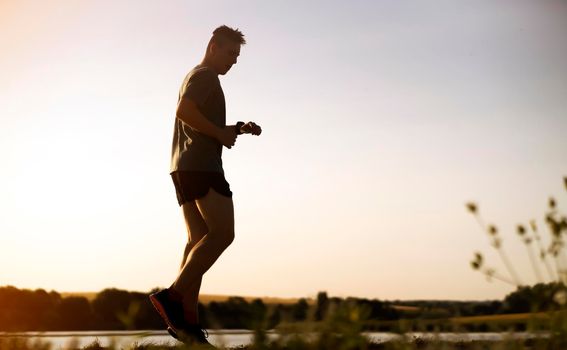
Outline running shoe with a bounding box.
[171,324,215,348]
[149,288,185,332]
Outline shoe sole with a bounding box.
[149,294,179,333]
[167,327,179,340]
[167,327,200,345]
[169,327,213,347]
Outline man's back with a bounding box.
[170,65,226,174]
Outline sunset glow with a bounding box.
[1,0,566,301]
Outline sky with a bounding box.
[1,0,566,302]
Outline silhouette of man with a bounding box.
[150,25,261,346]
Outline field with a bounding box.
[450,312,551,324]
[59,292,309,305]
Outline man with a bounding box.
[149,25,261,346]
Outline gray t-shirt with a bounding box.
[170,65,226,174]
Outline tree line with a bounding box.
[0,283,564,331]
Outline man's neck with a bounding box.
[199,59,219,75]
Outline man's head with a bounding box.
[204,25,246,75]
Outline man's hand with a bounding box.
[240,122,262,136]
[217,127,238,149]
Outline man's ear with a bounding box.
[209,41,219,56]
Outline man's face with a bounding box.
[211,41,241,75]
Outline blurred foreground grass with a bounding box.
[0,332,559,350]
[1,300,566,350]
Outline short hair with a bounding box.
[210,25,246,46]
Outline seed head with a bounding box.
[553,290,567,306]
[546,214,554,225]
[471,252,483,270]
[475,252,483,263]
[549,241,562,256]
[516,225,526,236]
[547,215,562,237]
[549,197,556,210]
[466,202,477,214]
[488,225,498,235]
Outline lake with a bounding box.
[0,330,550,349]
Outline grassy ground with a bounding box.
[2,303,566,349]
[0,334,560,350]
[272,311,561,334]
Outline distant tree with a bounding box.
[249,298,267,328]
[315,291,329,321]
[471,301,502,315]
[266,303,283,329]
[291,298,309,321]
[56,296,94,330]
[207,297,251,329]
[91,288,133,330]
[128,291,163,329]
[356,298,399,320]
[0,286,60,331]
[501,282,567,313]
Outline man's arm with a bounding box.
[176,97,237,148]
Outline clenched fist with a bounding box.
[240,122,262,136]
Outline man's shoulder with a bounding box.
[187,65,218,82]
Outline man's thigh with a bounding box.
[194,188,234,234]
[181,201,208,242]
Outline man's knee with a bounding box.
[222,228,235,247]
[185,240,197,252]
[186,230,208,250]
[211,227,234,248]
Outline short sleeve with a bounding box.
[180,70,217,108]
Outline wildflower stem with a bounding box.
[473,215,488,232]
[556,249,567,285]
[472,213,522,285]
[543,222,567,285]
[531,222,556,281]
[496,248,523,286]
[525,240,544,283]
[553,255,567,285]
[480,268,517,286]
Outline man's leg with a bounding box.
[178,201,208,324]
[171,189,234,306]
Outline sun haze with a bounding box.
[1,0,566,301]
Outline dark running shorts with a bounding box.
[171,171,233,206]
